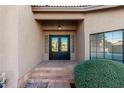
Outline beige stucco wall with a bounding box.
[0,5,43,88]
[0,14,2,73]
[0,6,18,87]
[77,20,85,61]
[0,8,3,73]
[84,7,124,60]
[18,6,43,79]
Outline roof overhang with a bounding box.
[32,5,123,12]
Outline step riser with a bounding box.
[28,80,69,83]
[35,68,65,71]
[30,76,74,79]
[31,75,73,78]
[33,70,73,74]
[28,79,74,83]
[32,72,73,76]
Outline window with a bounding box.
[90,30,123,62]
[71,35,75,53]
[45,35,49,53]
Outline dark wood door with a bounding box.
[49,35,70,60]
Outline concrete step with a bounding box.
[31,74,73,79]
[26,79,71,88]
[34,67,66,71]
[31,72,73,77]
[32,70,73,74]
[25,62,76,88]
[28,78,74,83]
[48,82,71,88]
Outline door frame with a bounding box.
[49,35,70,60]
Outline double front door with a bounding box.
[49,35,70,60]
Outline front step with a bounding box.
[25,81,71,88]
[31,72,73,78]
[27,78,73,88]
[35,67,65,71]
[28,78,69,83]
[28,77,74,83]
[33,69,73,74]
[25,62,75,88]
[48,81,71,88]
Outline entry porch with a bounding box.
[24,61,77,88]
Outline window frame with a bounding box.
[90,29,124,63]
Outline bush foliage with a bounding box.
[74,59,124,88]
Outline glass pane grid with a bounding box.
[90,30,123,63]
[91,47,96,52]
[90,40,97,47]
[90,35,97,40]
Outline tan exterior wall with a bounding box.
[0,16,2,73]
[77,20,85,61]
[18,6,43,79]
[0,6,18,87]
[84,7,124,60]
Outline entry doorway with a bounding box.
[49,35,70,60]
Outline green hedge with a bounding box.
[74,59,124,88]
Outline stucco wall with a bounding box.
[0,11,2,73]
[84,7,124,60]
[0,6,18,87]
[76,20,85,61]
[18,6,43,78]
[0,7,3,73]
[0,5,43,87]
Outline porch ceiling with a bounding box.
[38,20,78,31]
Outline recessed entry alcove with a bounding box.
[37,20,84,61]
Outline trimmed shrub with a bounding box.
[74,59,124,88]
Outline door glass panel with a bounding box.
[45,35,48,53]
[51,37,59,52]
[61,37,68,52]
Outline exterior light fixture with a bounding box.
[58,24,62,30]
[57,21,62,30]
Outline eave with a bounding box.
[32,5,123,12]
